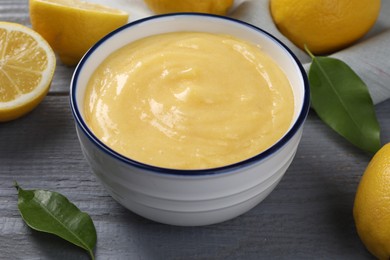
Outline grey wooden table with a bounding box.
[1,1,389,259]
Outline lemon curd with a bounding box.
[84,32,294,169]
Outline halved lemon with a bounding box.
[0,22,56,122]
[29,0,129,66]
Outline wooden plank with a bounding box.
[1,0,389,258]
[1,96,388,259]
[0,0,29,25]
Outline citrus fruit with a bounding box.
[144,0,234,15]
[354,143,390,259]
[29,0,129,66]
[270,0,381,54]
[0,22,56,122]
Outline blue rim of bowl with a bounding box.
[70,13,310,176]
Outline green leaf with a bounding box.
[306,47,381,154]
[15,182,96,260]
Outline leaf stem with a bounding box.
[14,181,20,191]
[304,44,315,59]
[89,249,95,260]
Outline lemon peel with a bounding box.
[354,143,390,259]
[144,0,234,15]
[270,0,381,54]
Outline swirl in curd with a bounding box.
[84,32,294,169]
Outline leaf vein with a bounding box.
[314,58,364,134]
[31,192,91,252]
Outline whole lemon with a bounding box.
[270,0,381,54]
[144,0,234,15]
[354,143,390,259]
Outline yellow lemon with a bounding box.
[0,22,56,122]
[144,0,234,15]
[270,0,381,54]
[29,0,129,66]
[354,143,390,259]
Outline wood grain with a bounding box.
[1,0,388,259]
[2,96,388,259]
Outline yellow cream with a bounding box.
[84,32,294,169]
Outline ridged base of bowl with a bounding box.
[78,126,301,226]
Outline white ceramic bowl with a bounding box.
[70,13,310,226]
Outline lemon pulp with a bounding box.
[0,22,56,122]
